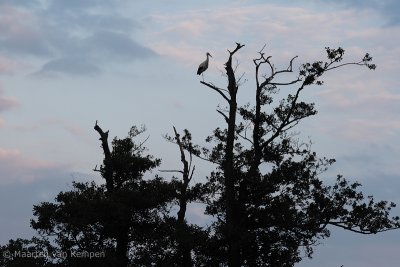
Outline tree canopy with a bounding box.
[1,43,398,267]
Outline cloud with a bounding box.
[144,4,376,67]
[380,1,400,26]
[47,0,116,10]
[44,1,139,34]
[64,124,85,137]
[84,30,156,61]
[0,85,19,112]
[145,2,400,148]
[0,167,83,244]
[0,2,155,76]
[0,55,28,75]
[40,57,100,76]
[13,118,94,148]
[0,84,19,128]
[318,0,400,26]
[337,119,400,140]
[0,96,18,112]
[36,30,156,76]
[0,0,40,7]
[0,4,51,56]
[72,14,138,33]
[0,147,70,185]
[312,68,400,142]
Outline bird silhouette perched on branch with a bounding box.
[197,52,212,81]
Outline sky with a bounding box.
[0,0,399,266]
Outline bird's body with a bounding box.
[197,52,212,80]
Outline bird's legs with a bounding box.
[202,73,204,82]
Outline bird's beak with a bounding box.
[209,54,213,58]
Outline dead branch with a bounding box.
[94,121,114,192]
[228,42,245,56]
[200,81,230,103]
[217,109,229,123]
[159,169,184,174]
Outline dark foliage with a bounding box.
[198,43,399,266]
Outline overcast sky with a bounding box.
[0,1,399,266]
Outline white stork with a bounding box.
[197,52,212,81]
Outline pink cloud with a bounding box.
[315,118,400,142]
[0,95,18,112]
[0,118,5,128]
[173,19,206,38]
[0,4,50,57]
[63,123,92,144]
[0,83,19,112]
[0,147,69,185]
[340,119,400,140]
[0,55,27,75]
[172,100,184,109]
[64,124,84,136]
[14,118,93,145]
[0,4,42,40]
[145,4,380,73]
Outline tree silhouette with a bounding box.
[161,127,210,267]
[6,124,176,266]
[195,43,397,266]
[0,43,399,267]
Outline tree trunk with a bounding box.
[174,127,193,267]
[115,229,129,267]
[224,44,244,267]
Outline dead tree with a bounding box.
[161,126,196,267]
[201,42,245,267]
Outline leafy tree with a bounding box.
[1,124,177,267]
[193,43,399,266]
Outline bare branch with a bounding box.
[195,154,220,165]
[164,132,219,165]
[282,119,301,132]
[233,58,240,73]
[94,121,114,192]
[237,72,246,85]
[134,135,150,152]
[253,45,266,66]
[228,42,245,56]
[329,221,400,234]
[173,126,186,164]
[93,165,100,172]
[159,169,184,174]
[188,150,193,175]
[237,132,254,145]
[265,56,274,75]
[217,109,229,123]
[269,79,301,86]
[262,83,306,149]
[225,43,245,95]
[258,55,299,89]
[189,165,195,182]
[200,81,230,103]
[326,61,370,71]
[259,44,266,54]
[287,55,298,71]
